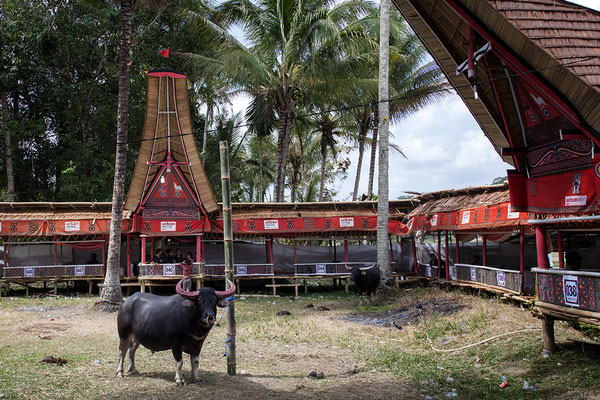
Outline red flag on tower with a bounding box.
[158,48,170,58]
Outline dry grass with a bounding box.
[0,285,599,399]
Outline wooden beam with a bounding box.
[500,147,527,157]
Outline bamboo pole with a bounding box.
[220,140,236,376]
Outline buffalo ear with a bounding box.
[181,299,195,308]
[217,299,228,308]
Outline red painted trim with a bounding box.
[172,165,202,208]
[141,236,146,264]
[535,225,549,269]
[141,165,167,206]
[443,0,600,146]
[171,76,206,216]
[485,56,517,162]
[148,71,186,78]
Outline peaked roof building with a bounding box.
[124,70,218,217]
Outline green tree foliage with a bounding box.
[0,0,219,202]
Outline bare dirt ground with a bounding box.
[1,285,600,400]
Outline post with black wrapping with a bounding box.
[220,140,236,375]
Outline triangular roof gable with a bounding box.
[125,70,219,215]
[393,0,600,174]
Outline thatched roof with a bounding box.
[124,70,218,214]
[230,200,415,220]
[407,183,510,217]
[0,202,130,220]
[393,0,600,172]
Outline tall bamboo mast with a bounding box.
[220,140,236,376]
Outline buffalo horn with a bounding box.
[359,264,377,271]
[343,264,354,270]
[176,279,202,300]
[214,280,236,300]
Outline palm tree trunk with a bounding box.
[290,167,298,203]
[377,0,391,282]
[202,100,213,165]
[352,114,369,201]
[318,139,327,201]
[258,135,263,202]
[1,88,15,201]
[275,101,294,202]
[97,0,132,311]
[367,103,379,198]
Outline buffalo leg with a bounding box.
[190,353,202,384]
[127,338,140,375]
[359,294,364,307]
[172,348,185,386]
[116,336,132,377]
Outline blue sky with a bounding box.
[226,0,600,200]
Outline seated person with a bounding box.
[181,257,193,291]
[565,250,582,271]
[152,249,164,264]
[175,248,184,263]
[165,248,175,263]
[86,253,98,264]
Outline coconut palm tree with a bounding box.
[97,0,136,311]
[202,0,377,202]
[309,111,344,201]
[356,10,447,199]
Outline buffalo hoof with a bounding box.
[175,381,185,387]
[116,370,124,378]
[127,369,139,376]
[191,378,204,385]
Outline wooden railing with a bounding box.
[203,263,274,277]
[3,264,104,279]
[533,268,600,313]
[138,262,204,277]
[453,263,533,294]
[416,263,439,278]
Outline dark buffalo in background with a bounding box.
[347,264,380,306]
[116,279,235,385]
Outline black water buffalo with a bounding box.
[116,279,235,385]
[347,264,380,306]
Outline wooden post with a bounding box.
[445,231,450,280]
[411,236,418,274]
[437,231,441,278]
[220,140,236,376]
[54,243,58,266]
[520,230,525,293]
[126,233,131,277]
[536,225,549,269]
[557,231,564,269]
[482,234,488,266]
[141,237,146,264]
[542,316,556,354]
